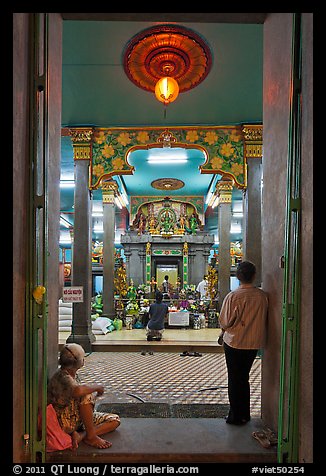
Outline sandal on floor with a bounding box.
[265,428,278,446]
[252,431,271,449]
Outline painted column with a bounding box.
[67,128,95,352]
[146,242,151,285]
[102,180,118,319]
[242,125,263,286]
[216,176,233,305]
[183,241,188,286]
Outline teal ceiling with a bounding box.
[60,16,263,246]
[125,148,213,196]
[62,21,263,127]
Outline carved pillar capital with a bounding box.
[69,127,94,161]
[215,176,234,204]
[102,180,119,204]
[242,124,263,159]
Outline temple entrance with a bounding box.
[156,262,179,290]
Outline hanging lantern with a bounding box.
[154,77,179,105]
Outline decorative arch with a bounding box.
[90,125,250,190]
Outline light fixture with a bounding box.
[59,230,72,245]
[123,24,212,107]
[147,148,188,164]
[148,158,187,164]
[60,216,72,228]
[230,222,242,234]
[211,195,220,208]
[60,180,75,188]
[154,76,179,105]
[154,64,180,106]
[114,196,123,209]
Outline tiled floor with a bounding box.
[77,351,262,417]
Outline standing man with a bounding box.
[161,275,170,295]
[196,275,208,300]
[219,261,268,425]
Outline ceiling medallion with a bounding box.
[151,178,185,191]
[123,24,213,94]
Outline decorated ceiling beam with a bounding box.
[62,124,263,190]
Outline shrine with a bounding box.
[121,196,214,289]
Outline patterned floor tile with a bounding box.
[77,351,261,417]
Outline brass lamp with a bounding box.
[123,24,212,106]
[154,65,180,105]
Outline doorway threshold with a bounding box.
[46,417,277,464]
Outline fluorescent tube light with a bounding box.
[60,180,75,188]
[148,158,187,164]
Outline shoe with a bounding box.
[147,336,153,341]
[180,351,189,356]
[252,431,271,449]
[265,428,278,446]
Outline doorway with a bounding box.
[15,14,311,464]
[156,263,179,290]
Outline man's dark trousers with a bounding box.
[224,342,258,423]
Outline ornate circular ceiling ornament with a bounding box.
[151,178,185,191]
[123,24,213,93]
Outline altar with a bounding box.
[120,196,214,288]
[121,231,213,288]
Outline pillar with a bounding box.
[69,227,74,282]
[242,124,263,286]
[216,176,233,305]
[67,128,95,352]
[102,180,118,319]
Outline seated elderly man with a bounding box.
[48,343,120,449]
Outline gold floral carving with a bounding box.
[69,128,94,161]
[242,125,263,159]
[242,125,262,142]
[69,128,94,142]
[215,177,234,204]
[102,180,118,204]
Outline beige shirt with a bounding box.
[219,284,268,349]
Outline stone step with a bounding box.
[46,417,277,464]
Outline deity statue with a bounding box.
[189,213,198,235]
[137,213,146,235]
[127,279,137,300]
[162,210,173,233]
[148,214,156,233]
[178,213,186,231]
